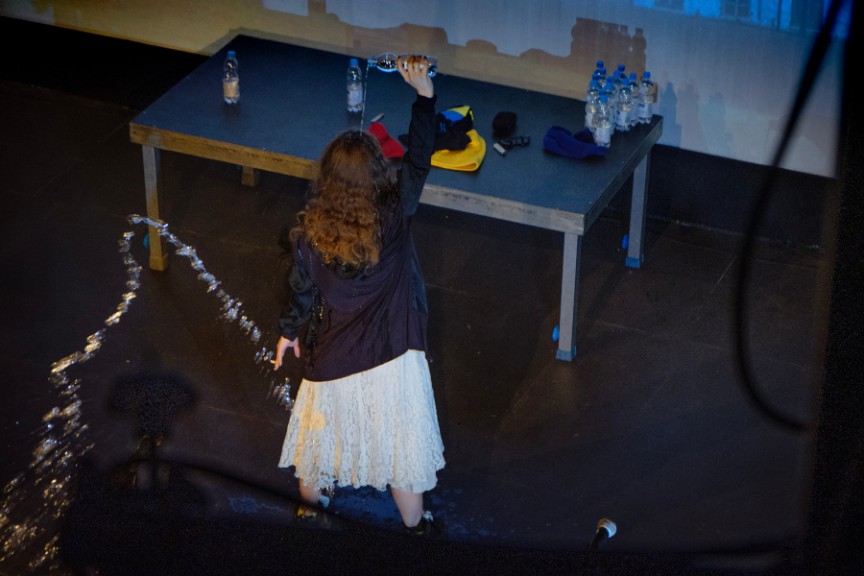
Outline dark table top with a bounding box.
[131,35,662,234]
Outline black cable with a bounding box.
[733,0,849,433]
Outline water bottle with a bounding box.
[627,73,640,128]
[614,78,632,132]
[368,52,438,77]
[222,50,239,105]
[592,60,605,82]
[597,66,608,89]
[616,64,627,82]
[584,79,600,133]
[606,72,620,122]
[347,58,363,113]
[638,71,655,124]
[612,70,625,93]
[599,80,616,132]
[592,94,612,148]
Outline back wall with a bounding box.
[0,1,845,247]
[1,0,848,178]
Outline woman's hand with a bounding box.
[397,55,434,99]
[273,335,300,370]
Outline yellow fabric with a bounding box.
[431,129,486,172]
[443,105,473,124]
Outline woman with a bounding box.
[273,56,444,536]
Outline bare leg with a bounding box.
[298,478,321,505]
[391,486,423,527]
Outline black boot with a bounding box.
[403,511,442,537]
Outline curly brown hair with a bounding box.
[291,130,397,270]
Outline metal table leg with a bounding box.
[556,231,583,361]
[142,145,168,271]
[626,153,650,269]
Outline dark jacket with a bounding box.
[279,94,437,381]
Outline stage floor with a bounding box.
[0,17,832,576]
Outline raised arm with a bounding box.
[396,55,434,99]
[397,55,437,217]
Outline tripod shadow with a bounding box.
[107,370,198,494]
[59,371,212,575]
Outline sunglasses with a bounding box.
[497,136,531,149]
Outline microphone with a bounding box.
[587,517,617,551]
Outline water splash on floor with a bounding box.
[0,215,292,573]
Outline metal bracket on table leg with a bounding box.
[241,165,259,187]
[556,232,583,361]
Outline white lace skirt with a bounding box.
[278,350,445,493]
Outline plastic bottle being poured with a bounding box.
[369,52,438,77]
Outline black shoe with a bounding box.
[403,511,442,538]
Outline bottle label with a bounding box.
[347,86,363,107]
[594,123,612,147]
[223,79,239,99]
[639,102,652,120]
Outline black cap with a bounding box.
[492,111,517,139]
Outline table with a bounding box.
[129,35,663,361]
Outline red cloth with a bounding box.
[368,121,405,158]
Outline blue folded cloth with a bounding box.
[543,126,608,159]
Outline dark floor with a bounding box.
[0,17,859,576]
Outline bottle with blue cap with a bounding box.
[606,72,620,124]
[599,80,616,133]
[614,77,632,132]
[592,94,612,148]
[638,71,655,124]
[584,79,600,133]
[347,57,363,113]
[222,50,239,105]
[592,60,606,87]
[627,73,640,128]
[597,66,608,89]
